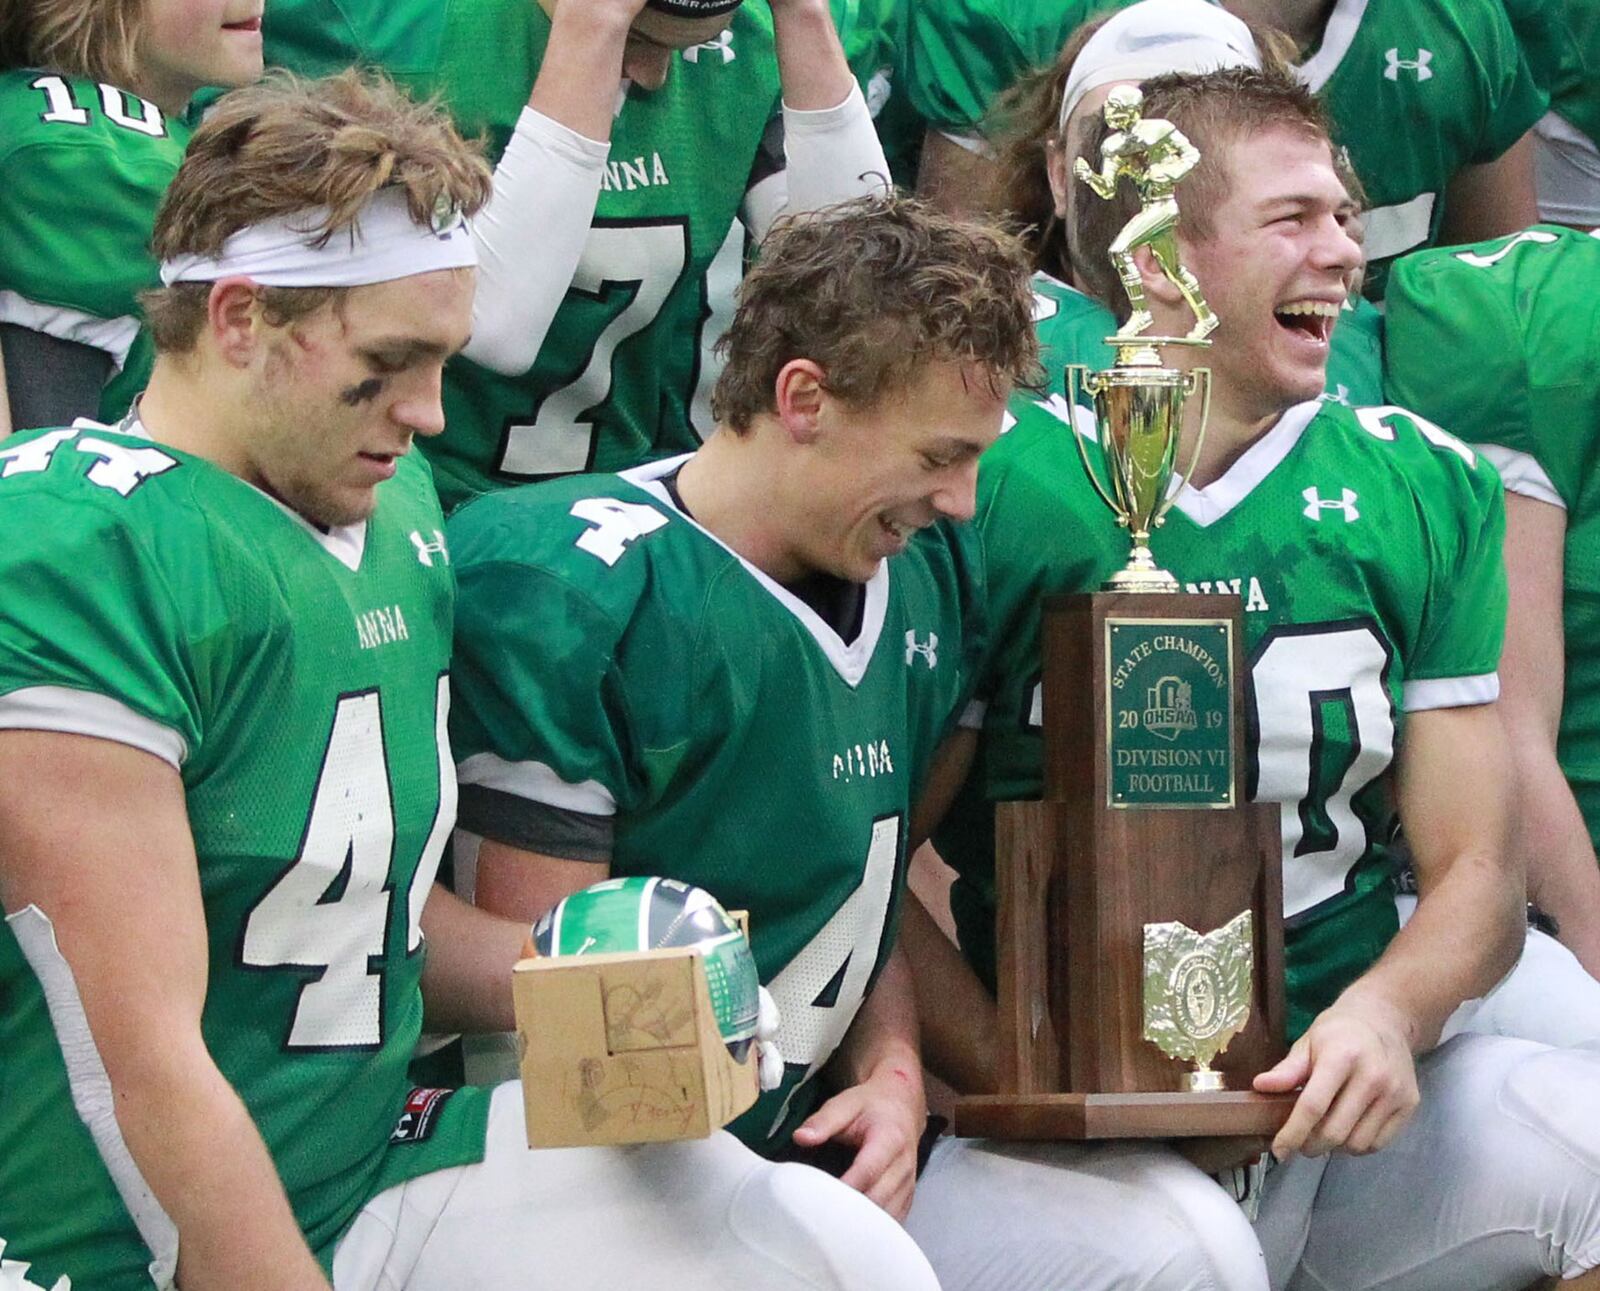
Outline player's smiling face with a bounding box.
[137,0,264,111]
[796,360,1008,583]
[1176,127,1362,423]
[248,268,475,528]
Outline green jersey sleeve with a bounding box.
[0,429,209,761]
[900,0,1114,135]
[0,73,188,420]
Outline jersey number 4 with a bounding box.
[239,680,456,1051]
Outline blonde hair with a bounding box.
[0,0,143,87]
[142,70,493,352]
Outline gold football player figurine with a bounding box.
[1074,85,1217,342]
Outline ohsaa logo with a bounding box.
[0,1239,71,1291]
[1143,676,1197,742]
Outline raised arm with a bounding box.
[0,731,330,1291]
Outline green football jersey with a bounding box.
[898,0,1544,297]
[1386,225,1600,848]
[0,425,488,1288]
[836,0,922,187]
[0,71,188,424]
[939,396,1504,1039]
[900,0,1121,138]
[262,0,786,510]
[1023,271,1384,416]
[1303,0,1547,298]
[1504,0,1600,147]
[1554,1,1600,147]
[448,457,982,1150]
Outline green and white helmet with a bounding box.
[532,876,762,1058]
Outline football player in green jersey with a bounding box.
[907,0,1543,298]
[1387,227,1600,1029]
[911,67,1600,1289]
[980,0,1382,422]
[449,195,1272,1291]
[259,0,892,511]
[0,75,939,1291]
[0,0,263,433]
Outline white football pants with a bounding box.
[332,1082,940,1291]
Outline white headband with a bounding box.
[1059,0,1261,134]
[159,187,477,287]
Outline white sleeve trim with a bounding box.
[1475,443,1565,509]
[958,698,988,730]
[0,686,186,767]
[1403,673,1500,713]
[456,750,616,816]
[937,127,994,159]
[772,82,891,226]
[461,106,611,377]
[0,291,139,370]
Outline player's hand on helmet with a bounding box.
[791,1063,926,1221]
[1254,991,1420,1160]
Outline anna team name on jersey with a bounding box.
[1387,224,1600,850]
[446,458,983,1150]
[939,396,1504,1040]
[0,70,189,423]
[0,428,488,1288]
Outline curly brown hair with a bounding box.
[0,0,142,87]
[1071,66,1332,319]
[711,195,1041,431]
[141,70,493,353]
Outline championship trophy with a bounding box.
[954,87,1294,1139]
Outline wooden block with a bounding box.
[513,947,758,1148]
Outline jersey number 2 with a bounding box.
[239,681,455,1050]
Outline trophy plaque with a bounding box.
[953,88,1295,1140]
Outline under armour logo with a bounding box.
[1302,487,1359,522]
[1319,384,1352,407]
[1384,48,1432,80]
[683,30,735,64]
[905,631,938,668]
[410,528,450,566]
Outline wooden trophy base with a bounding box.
[954,594,1294,1141]
[954,1090,1294,1140]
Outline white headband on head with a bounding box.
[1059,0,1261,134]
[159,186,477,287]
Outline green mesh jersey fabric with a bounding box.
[899,0,1126,136]
[937,397,1505,1039]
[447,457,983,1150]
[835,0,922,187]
[0,71,189,424]
[261,0,785,511]
[0,427,489,1288]
[1503,0,1600,146]
[1301,0,1546,298]
[1022,271,1384,419]
[1387,225,1600,848]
